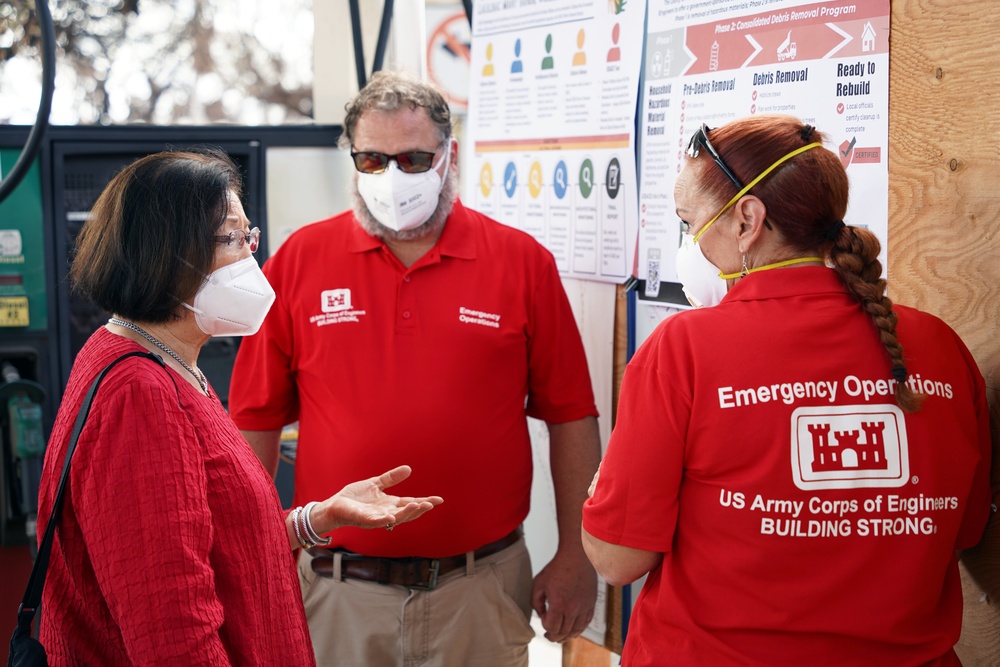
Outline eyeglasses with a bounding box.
[686,124,745,191]
[213,227,260,254]
[350,142,445,174]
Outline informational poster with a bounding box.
[638,0,890,302]
[464,0,645,283]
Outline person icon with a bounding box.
[652,49,663,78]
[511,38,523,74]
[541,34,555,70]
[482,43,495,76]
[573,29,587,67]
[607,23,621,62]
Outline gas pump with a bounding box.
[0,0,55,552]
[0,143,53,548]
[0,361,45,553]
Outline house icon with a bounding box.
[861,22,876,52]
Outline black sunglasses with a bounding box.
[686,124,745,191]
[350,142,444,175]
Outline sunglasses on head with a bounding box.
[350,141,446,175]
[686,124,745,191]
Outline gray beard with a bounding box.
[351,167,459,242]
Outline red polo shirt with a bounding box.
[231,200,597,557]
[584,267,991,666]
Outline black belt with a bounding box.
[308,527,522,590]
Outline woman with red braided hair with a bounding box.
[582,115,993,665]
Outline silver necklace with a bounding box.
[108,318,208,394]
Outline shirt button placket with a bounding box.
[398,272,416,332]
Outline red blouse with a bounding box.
[37,327,314,666]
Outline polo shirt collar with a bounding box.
[722,265,847,303]
[433,199,476,260]
[347,198,477,260]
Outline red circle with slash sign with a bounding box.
[427,11,471,109]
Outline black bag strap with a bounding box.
[15,351,166,635]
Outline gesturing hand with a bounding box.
[315,465,443,532]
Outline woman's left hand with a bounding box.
[313,465,444,532]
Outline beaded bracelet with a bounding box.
[303,501,333,546]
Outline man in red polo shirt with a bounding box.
[230,70,601,667]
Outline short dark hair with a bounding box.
[71,149,242,323]
[339,70,452,150]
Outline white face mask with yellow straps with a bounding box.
[675,234,730,308]
[675,141,824,308]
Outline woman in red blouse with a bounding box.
[36,149,443,666]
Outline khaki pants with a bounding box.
[298,538,535,667]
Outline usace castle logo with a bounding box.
[321,289,352,313]
[790,405,909,490]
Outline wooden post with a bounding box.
[888,1,1000,664]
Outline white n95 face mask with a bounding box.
[357,142,452,232]
[184,256,276,336]
[675,234,729,308]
